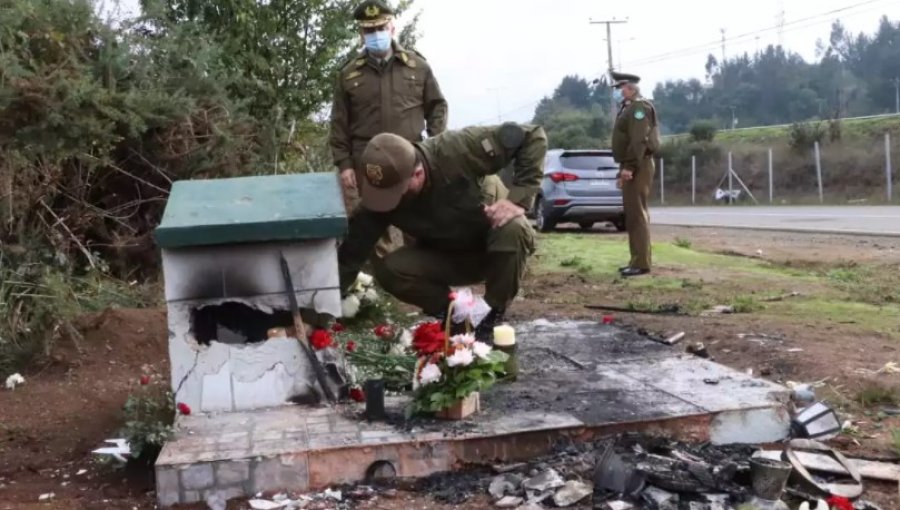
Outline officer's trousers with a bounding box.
[372,217,536,315]
[622,157,655,270]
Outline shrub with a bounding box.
[787,121,826,153]
[689,120,718,142]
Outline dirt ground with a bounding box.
[1,225,898,509]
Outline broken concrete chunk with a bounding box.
[248,500,287,510]
[513,504,546,510]
[605,501,634,510]
[495,495,524,508]
[522,468,565,492]
[490,473,524,499]
[641,486,678,510]
[552,480,593,507]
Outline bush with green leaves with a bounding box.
[121,377,175,464]
[689,120,718,142]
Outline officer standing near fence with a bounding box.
[610,71,661,277]
[330,0,448,256]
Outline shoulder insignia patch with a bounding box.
[355,58,366,67]
[481,138,496,156]
[345,70,362,80]
[634,110,646,120]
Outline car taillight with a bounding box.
[548,172,578,183]
[553,199,571,206]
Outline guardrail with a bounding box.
[661,112,900,140]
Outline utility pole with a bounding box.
[487,87,507,123]
[720,28,726,63]
[893,76,899,114]
[590,18,628,123]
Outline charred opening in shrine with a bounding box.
[191,301,293,345]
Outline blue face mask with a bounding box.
[612,88,625,104]
[364,30,392,54]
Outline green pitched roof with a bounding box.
[154,173,347,248]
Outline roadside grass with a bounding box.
[534,234,900,338]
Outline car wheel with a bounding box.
[613,215,627,232]
[578,221,594,231]
[534,198,556,233]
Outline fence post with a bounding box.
[768,148,773,204]
[887,132,893,203]
[814,141,823,203]
[691,155,696,205]
[727,152,734,204]
[659,158,665,205]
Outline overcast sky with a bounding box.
[106,0,900,129]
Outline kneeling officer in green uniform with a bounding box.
[338,123,547,340]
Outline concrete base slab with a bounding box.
[156,321,790,507]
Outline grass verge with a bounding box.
[533,234,900,338]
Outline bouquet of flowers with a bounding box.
[329,322,417,400]
[341,272,380,319]
[409,297,508,415]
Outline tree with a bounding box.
[531,74,611,149]
[141,0,418,124]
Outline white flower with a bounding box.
[419,363,442,385]
[450,333,476,347]
[357,272,374,287]
[446,348,474,367]
[398,329,413,348]
[471,341,492,360]
[341,295,361,319]
[5,373,25,390]
[362,287,378,302]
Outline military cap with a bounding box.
[353,0,395,28]
[360,133,417,212]
[610,71,640,88]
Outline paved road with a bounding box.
[651,206,900,236]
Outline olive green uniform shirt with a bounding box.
[611,96,659,171]
[329,42,448,171]
[338,124,548,292]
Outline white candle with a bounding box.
[493,324,516,346]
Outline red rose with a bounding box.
[349,387,365,402]
[346,341,357,352]
[176,403,192,415]
[602,315,614,325]
[448,291,458,301]
[826,497,853,510]
[310,329,334,350]
[139,375,151,386]
[373,324,393,338]
[331,322,345,332]
[412,322,446,356]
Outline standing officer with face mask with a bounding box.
[610,71,661,277]
[330,0,448,257]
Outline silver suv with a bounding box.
[532,149,625,232]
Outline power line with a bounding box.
[625,0,888,67]
[473,0,891,126]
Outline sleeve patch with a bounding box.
[634,109,646,120]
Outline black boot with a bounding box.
[474,308,506,343]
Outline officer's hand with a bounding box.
[484,199,525,229]
[620,169,634,182]
[340,168,357,189]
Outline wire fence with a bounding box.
[656,132,897,206]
